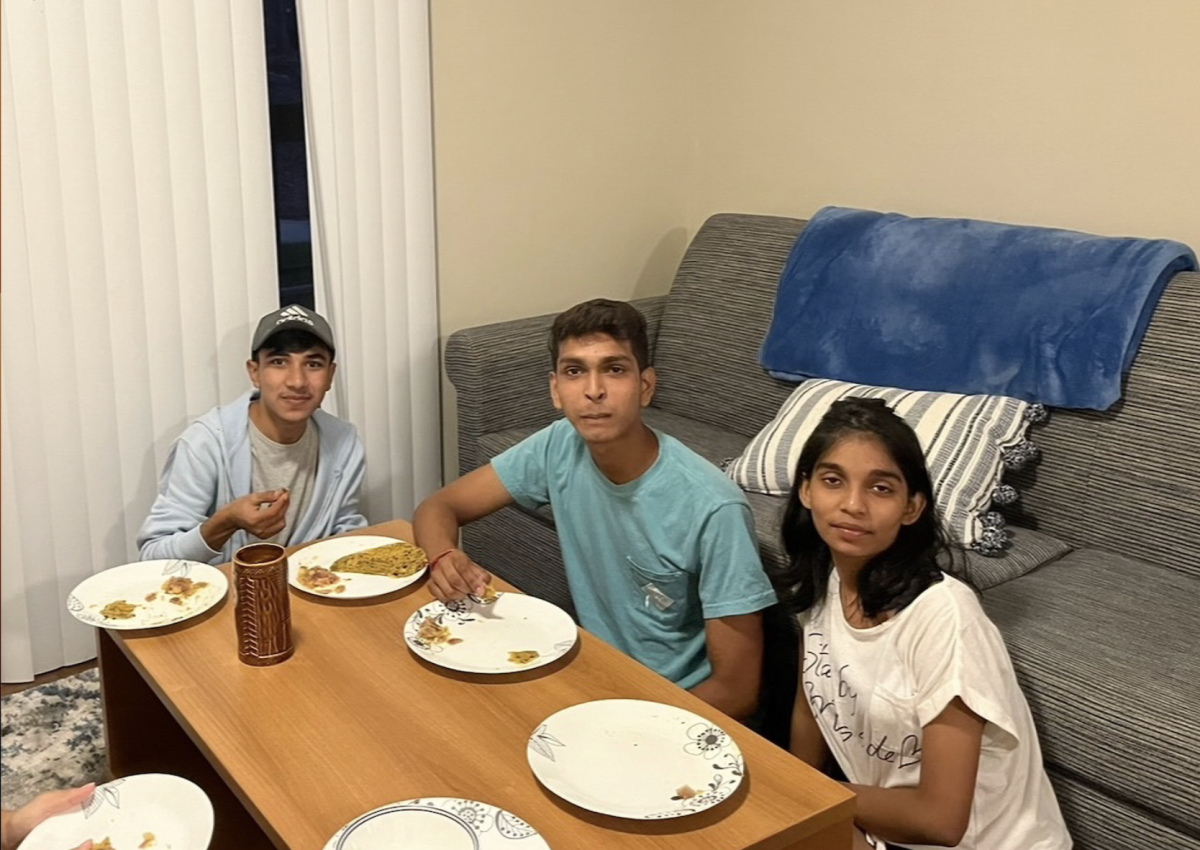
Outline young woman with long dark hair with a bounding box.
[776,398,1069,849]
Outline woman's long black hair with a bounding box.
[771,397,961,620]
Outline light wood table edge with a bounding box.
[745,795,856,850]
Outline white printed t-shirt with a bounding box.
[799,571,1070,850]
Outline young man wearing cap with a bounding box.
[137,304,368,565]
[414,299,776,720]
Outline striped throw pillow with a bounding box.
[726,379,1042,553]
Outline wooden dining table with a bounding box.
[97,520,854,849]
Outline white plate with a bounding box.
[22,774,214,850]
[527,699,745,820]
[289,535,426,599]
[324,797,550,850]
[67,560,228,630]
[403,594,577,674]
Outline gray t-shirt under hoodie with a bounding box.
[249,417,318,545]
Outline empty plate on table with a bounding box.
[403,593,577,674]
[22,773,214,850]
[289,535,427,599]
[527,698,745,820]
[324,797,550,850]
[67,560,228,630]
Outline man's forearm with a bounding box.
[200,508,237,552]
[692,612,764,721]
[413,499,462,557]
[690,675,757,721]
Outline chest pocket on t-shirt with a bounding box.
[626,555,691,627]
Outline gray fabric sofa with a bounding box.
[445,213,1199,850]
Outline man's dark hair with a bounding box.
[253,329,335,362]
[548,299,650,371]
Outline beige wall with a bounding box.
[430,1,695,478]
[686,1,1200,242]
[431,0,1200,481]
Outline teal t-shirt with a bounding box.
[491,418,777,689]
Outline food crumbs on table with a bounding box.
[144,592,158,602]
[139,833,157,848]
[100,600,138,619]
[675,784,698,800]
[93,839,115,850]
[507,650,540,665]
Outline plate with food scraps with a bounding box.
[323,797,550,850]
[527,698,745,820]
[66,560,228,630]
[289,535,427,599]
[403,592,577,674]
[21,773,214,850]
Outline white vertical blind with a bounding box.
[297,0,441,523]
[1,0,278,681]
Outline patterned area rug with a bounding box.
[1,669,108,810]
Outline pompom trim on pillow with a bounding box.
[991,483,1019,507]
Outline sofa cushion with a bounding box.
[982,550,1200,833]
[952,527,1072,590]
[726,378,1043,554]
[1044,767,1199,850]
[642,407,754,463]
[651,214,807,438]
[1001,270,1200,580]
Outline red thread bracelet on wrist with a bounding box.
[427,548,457,570]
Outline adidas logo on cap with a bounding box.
[277,305,315,328]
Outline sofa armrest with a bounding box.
[445,295,668,474]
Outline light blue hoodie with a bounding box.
[136,390,368,564]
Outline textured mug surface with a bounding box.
[234,543,294,666]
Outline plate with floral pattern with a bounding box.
[403,593,577,674]
[22,773,214,849]
[527,698,745,819]
[323,797,551,849]
[67,559,228,630]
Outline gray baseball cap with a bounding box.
[251,304,336,357]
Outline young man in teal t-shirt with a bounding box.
[414,299,776,719]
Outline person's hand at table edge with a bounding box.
[426,548,492,602]
[1,783,95,850]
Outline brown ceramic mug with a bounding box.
[233,542,294,666]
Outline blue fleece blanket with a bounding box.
[760,207,1197,410]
